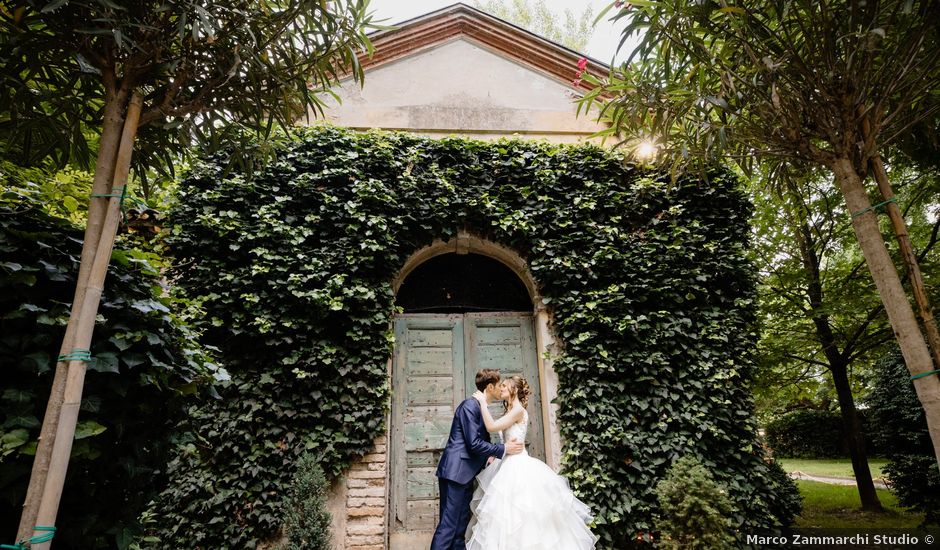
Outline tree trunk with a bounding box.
[830,361,883,511]
[790,210,883,511]
[22,91,141,550]
[832,157,940,470]
[15,88,129,543]
[869,154,940,370]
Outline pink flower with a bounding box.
[577,57,588,71]
[572,78,582,87]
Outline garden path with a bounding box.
[788,471,888,489]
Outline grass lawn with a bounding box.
[793,480,924,529]
[778,458,889,480]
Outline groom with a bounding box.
[430,368,524,550]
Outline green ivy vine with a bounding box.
[154,126,799,548]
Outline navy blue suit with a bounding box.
[430,397,504,550]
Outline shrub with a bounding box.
[654,455,735,549]
[761,457,803,525]
[280,453,332,550]
[866,350,940,526]
[764,409,844,458]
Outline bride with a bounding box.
[465,375,597,550]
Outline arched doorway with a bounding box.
[389,249,545,549]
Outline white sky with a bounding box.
[367,0,629,64]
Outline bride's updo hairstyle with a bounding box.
[503,375,530,412]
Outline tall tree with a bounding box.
[474,0,594,52]
[582,0,940,469]
[0,1,376,546]
[753,162,939,510]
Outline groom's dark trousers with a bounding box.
[432,478,473,550]
[430,398,504,550]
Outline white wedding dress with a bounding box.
[465,411,598,550]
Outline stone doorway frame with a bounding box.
[329,231,563,550]
[391,230,562,471]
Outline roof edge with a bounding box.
[358,3,609,90]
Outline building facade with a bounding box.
[312,5,609,548]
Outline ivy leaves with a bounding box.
[157,126,798,548]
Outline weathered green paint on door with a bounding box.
[389,313,542,548]
[463,313,544,462]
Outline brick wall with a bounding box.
[343,435,388,550]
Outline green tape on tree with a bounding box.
[851,197,898,219]
[57,348,92,362]
[0,525,56,549]
[910,368,940,381]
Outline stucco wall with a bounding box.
[309,38,607,143]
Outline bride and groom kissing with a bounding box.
[430,368,597,550]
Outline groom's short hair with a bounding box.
[475,369,500,391]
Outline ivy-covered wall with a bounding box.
[153,126,798,548]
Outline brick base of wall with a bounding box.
[343,435,388,550]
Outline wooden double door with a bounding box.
[389,312,543,549]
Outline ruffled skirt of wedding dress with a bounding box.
[465,452,597,550]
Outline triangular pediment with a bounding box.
[359,3,608,90]
[312,3,610,142]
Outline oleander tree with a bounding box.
[582,0,940,471]
[0,0,378,543]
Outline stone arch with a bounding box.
[393,230,544,312]
[391,230,562,468]
[386,231,561,550]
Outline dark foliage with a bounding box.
[153,126,799,548]
[867,350,940,526]
[0,0,375,190]
[762,457,803,526]
[765,410,845,459]
[0,181,217,549]
[764,408,889,459]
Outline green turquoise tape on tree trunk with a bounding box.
[851,197,897,219]
[29,526,56,544]
[910,368,940,381]
[1,525,56,549]
[90,185,127,204]
[57,348,92,362]
[90,186,150,218]
[90,186,127,198]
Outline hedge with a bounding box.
[764,409,846,459]
[0,176,218,549]
[150,126,800,548]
